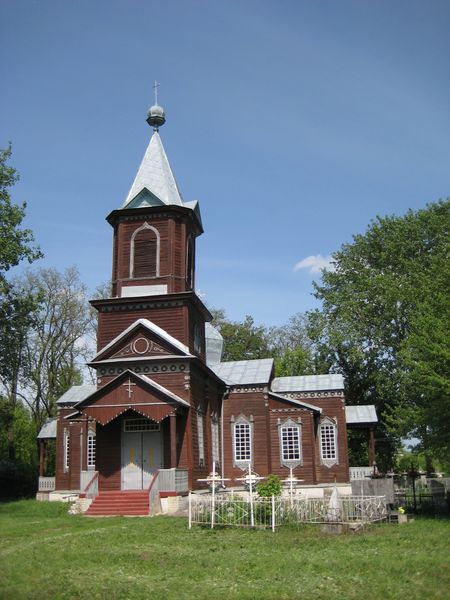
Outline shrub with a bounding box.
[256,474,282,498]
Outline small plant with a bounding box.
[398,506,405,514]
[256,474,282,498]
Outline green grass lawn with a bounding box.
[0,501,449,600]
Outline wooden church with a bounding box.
[39,100,378,514]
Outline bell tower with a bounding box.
[92,95,210,360]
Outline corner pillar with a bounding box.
[368,428,376,466]
[170,413,177,468]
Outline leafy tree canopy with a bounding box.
[310,199,449,467]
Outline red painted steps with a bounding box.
[85,490,149,516]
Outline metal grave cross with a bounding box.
[123,378,136,399]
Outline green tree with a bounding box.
[220,315,270,362]
[0,145,42,460]
[13,267,92,427]
[310,199,449,469]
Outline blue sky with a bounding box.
[1,0,449,326]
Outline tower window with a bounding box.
[186,236,194,289]
[130,223,160,278]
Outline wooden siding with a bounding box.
[97,419,121,491]
[96,305,186,351]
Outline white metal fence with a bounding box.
[188,493,387,530]
[38,477,55,492]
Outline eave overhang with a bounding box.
[269,391,322,414]
[106,204,203,235]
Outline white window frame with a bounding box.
[87,428,96,470]
[63,428,70,473]
[279,418,302,468]
[232,415,252,468]
[319,417,338,468]
[129,222,160,279]
[197,411,205,466]
[211,415,220,467]
[123,418,160,432]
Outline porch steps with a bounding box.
[85,490,149,516]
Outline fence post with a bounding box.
[188,491,192,530]
[271,495,275,532]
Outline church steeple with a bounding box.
[105,96,203,300]
[122,91,184,209]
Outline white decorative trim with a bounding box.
[282,391,344,399]
[232,414,253,469]
[278,417,302,468]
[129,222,160,278]
[319,416,339,468]
[121,285,167,297]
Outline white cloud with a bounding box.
[293,254,334,274]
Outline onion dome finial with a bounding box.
[146,80,166,131]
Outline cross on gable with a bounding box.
[123,378,137,398]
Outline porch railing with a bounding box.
[38,476,56,492]
[82,471,99,500]
[158,468,189,493]
[350,466,374,480]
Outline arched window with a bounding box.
[87,428,96,470]
[186,236,194,289]
[130,223,160,278]
[232,415,253,468]
[63,429,70,473]
[319,417,338,467]
[279,418,302,468]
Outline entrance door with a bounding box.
[121,419,163,490]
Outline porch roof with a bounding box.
[345,405,378,426]
[67,370,189,426]
[37,417,57,439]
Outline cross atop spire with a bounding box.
[153,80,160,105]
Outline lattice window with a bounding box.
[234,418,251,464]
[281,425,301,461]
[130,223,159,278]
[87,429,96,469]
[64,429,70,473]
[211,418,220,466]
[197,412,205,465]
[320,418,338,467]
[124,418,160,432]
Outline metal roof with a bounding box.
[37,417,57,439]
[271,374,344,393]
[56,385,97,405]
[211,359,273,385]
[345,405,378,425]
[205,322,224,366]
[123,131,184,208]
[269,392,322,414]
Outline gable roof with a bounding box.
[269,391,322,414]
[93,318,192,362]
[271,374,344,393]
[211,359,274,386]
[66,370,190,425]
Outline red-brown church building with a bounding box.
[37,102,377,515]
